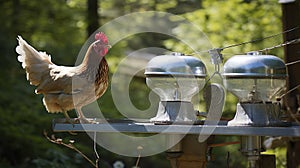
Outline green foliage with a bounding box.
[183,0,283,57]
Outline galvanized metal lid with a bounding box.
[223,52,287,78]
[144,53,207,77]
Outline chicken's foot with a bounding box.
[63,111,73,124]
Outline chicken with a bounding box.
[16,32,110,123]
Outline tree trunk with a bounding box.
[87,0,99,36]
[281,1,300,168]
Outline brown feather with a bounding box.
[16,36,109,114]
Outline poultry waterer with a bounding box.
[223,51,288,168]
[144,52,207,123]
[223,51,287,127]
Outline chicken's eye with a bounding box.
[93,44,108,57]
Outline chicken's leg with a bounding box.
[63,111,72,123]
[75,107,93,123]
[63,111,78,135]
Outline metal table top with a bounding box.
[52,119,300,137]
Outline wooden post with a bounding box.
[281,1,300,168]
[259,155,276,168]
[167,135,208,168]
[177,135,208,168]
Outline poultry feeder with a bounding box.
[223,51,287,127]
[223,51,288,168]
[144,52,207,123]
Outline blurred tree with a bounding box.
[87,0,99,36]
[0,0,286,167]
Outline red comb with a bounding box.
[95,32,108,44]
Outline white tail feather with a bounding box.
[16,36,54,86]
